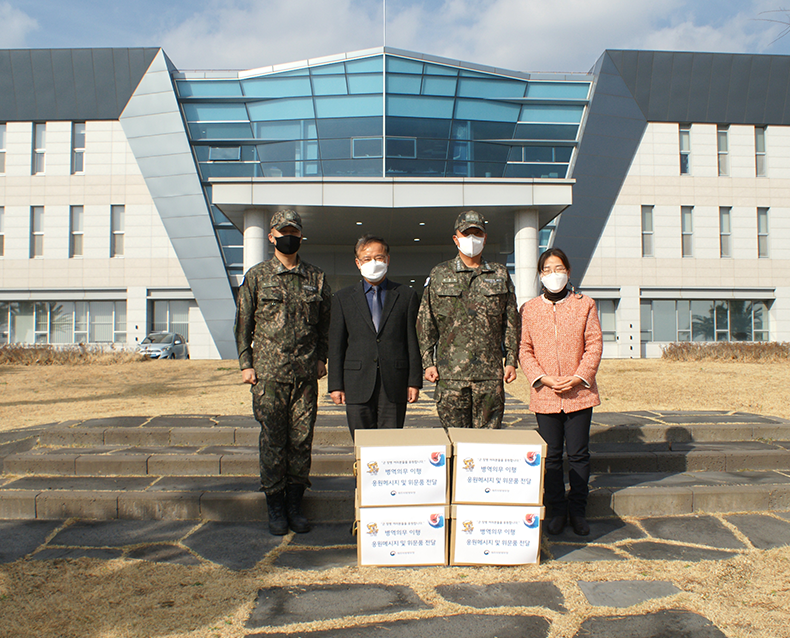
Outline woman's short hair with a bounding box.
[537,247,571,274]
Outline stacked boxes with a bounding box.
[448,428,547,566]
[354,427,547,567]
[354,429,451,567]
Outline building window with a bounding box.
[111,205,124,257]
[755,126,766,176]
[71,122,85,174]
[641,205,654,257]
[0,206,4,257]
[596,299,617,342]
[150,300,190,340]
[0,123,6,173]
[30,206,44,258]
[719,207,731,258]
[757,207,769,258]
[0,300,127,345]
[538,216,559,253]
[681,206,693,257]
[641,299,770,342]
[679,124,690,174]
[70,206,84,258]
[32,123,46,174]
[717,126,729,176]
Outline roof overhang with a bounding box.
[211,177,573,249]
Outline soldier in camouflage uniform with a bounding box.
[234,209,331,535]
[417,211,519,429]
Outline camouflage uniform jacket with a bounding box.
[417,256,519,381]
[235,257,331,383]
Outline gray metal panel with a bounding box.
[666,53,693,122]
[9,50,36,117]
[687,53,713,123]
[725,55,751,122]
[647,52,674,121]
[0,48,159,121]
[766,57,790,122]
[51,52,79,119]
[745,55,772,122]
[92,49,121,117]
[72,48,99,119]
[554,51,647,281]
[120,50,237,360]
[705,54,732,122]
[30,50,57,120]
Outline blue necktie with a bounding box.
[371,286,382,332]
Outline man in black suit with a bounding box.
[328,234,422,432]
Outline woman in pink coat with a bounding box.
[519,248,602,536]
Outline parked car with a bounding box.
[137,332,189,359]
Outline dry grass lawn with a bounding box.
[1,357,789,637]
[1,358,788,432]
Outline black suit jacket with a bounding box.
[328,279,423,404]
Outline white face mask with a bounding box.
[457,234,485,258]
[359,259,388,282]
[541,272,569,293]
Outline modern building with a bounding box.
[0,47,787,358]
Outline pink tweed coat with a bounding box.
[518,292,603,414]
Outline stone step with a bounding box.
[7,441,790,478]
[34,412,790,449]
[1,471,789,521]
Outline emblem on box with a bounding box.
[524,514,539,528]
[366,461,380,475]
[366,523,379,535]
[428,513,444,528]
[429,451,446,467]
[462,457,475,471]
[462,520,474,533]
[525,451,541,466]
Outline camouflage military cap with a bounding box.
[454,210,487,233]
[270,209,303,231]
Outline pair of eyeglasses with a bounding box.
[541,267,567,275]
[358,256,387,264]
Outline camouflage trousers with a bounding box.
[435,378,505,429]
[251,377,317,495]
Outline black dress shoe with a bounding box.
[569,515,590,536]
[546,514,567,535]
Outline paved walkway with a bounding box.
[2,510,790,636]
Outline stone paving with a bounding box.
[1,511,790,636]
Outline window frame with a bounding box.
[679,124,691,174]
[71,122,86,174]
[757,207,769,258]
[0,123,6,174]
[641,205,654,257]
[32,123,46,175]
[755,126,766,177]
[110,204,125,258]
[717,125,729,176]
[30,206,44,258]
[681,206,693,257]
[719,206,731,258]
[70,205,84,258]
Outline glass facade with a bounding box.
[640,299,770,342]
[177,54,589,181]
[0,301,127,345]
[176,53,590,276]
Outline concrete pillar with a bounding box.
[243,208,268,273]
[514,209,540,307]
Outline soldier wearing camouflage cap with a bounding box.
[234,209,331,535]
[416,210,519,429]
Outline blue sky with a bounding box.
[3,0,790,72]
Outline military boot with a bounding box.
[285,484,311,533]
[265,491,289,536]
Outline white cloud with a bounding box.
[0,2,38,48]
[159,0,383,69]
[155,0,790,72]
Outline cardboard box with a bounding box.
[355,429,450,507]
[450,504,544,566]
[447,428,546,505]
[357,505,450,566]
